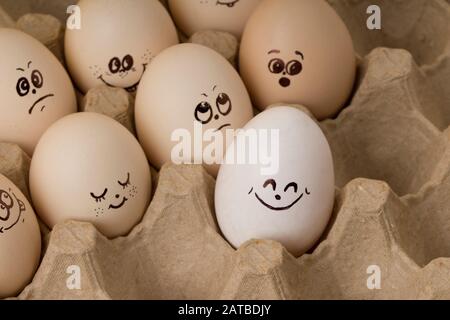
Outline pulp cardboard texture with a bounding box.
[0,0,448,299]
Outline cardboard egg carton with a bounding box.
[0,0,448,299]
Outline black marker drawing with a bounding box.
[92,50,153,93]
[16,61,55,114]
[0,188,26,234]
[194,85,232,131]
[90,172,137,217]
[249,179,310,212]
[267,50,304,88]
[216,0,240,7]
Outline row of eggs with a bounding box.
[0,0,355,298]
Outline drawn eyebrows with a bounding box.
[295,51,304,60]
[268,49,281,55]
[16,61,32,72]
[212,85,217,91]
[201,93,208,97]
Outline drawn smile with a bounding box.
[216,0,239,7]
[108,197,128,210]
[98,64,147,93]
[215,123,231,132]
[29,94,54,114]
[255,192,304,211]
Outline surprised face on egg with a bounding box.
[267,49,304,88]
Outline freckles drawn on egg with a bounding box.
[194,85,233,132]
[90,49,153,93]
[267,50,304,88]
[0,188,27,234]
[16,61,55,115]
[90,172,138,218]
[248,178,311,212]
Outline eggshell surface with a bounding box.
[239,0,356,120]
[168,0,262,38]
[0,28,77,156]
[215,106,335,257]
[0,174,41,298]
[135,43,254,177]
[29,112,152,238]
[65,0,179,94]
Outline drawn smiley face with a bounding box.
[0,188,26,234]
[194,85,233,132]
[92,50,153,93]
[249,178,310,212]
[15,61,55,115]
[267,50,304,88]
[89,172,138,217]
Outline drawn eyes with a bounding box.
[90,173,131,202]
[194,93,232,124]
[268,58,302,76]
[16,77,30,96]
[108,55,134,74]
[90,188,107,203]
[194,101,213,124]
[263,179,298,193]
[16,70,45,97]
[118,172,131,189]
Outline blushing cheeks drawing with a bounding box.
[194,85,233,132]
[248,178,311,212]
[15,61,55,115]
[267,50,304,88]
[90,172,138,217]
[0,188,27,234]
[90,50,153,93]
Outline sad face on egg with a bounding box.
[15,61,55,115]
[194,85,233,132]
[249,178,310,212]
[90,172,138,217]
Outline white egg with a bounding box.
[215,106,335,257]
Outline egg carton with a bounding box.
[0,0,448,299]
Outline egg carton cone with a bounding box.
[0,0,448,299]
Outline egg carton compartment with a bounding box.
[0,0,448,299]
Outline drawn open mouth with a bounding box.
[254,188,310,211]
[279,77,291,88]
[216,0,239,7]
[98,64,147,93]
[109,197,128,210]
[215,123,231,132]
[29,94,54,114]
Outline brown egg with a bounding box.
[239,0,356,120]
[0,28,77,156]
[135,43,254,177]
[0,174,41,298]
[29,113,152,238]
[168,0,262,38]
[65,0,179,94]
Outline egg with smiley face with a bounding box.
[215,106,335,257]
[0,28,77,156]
[135,43,254,177]
[168,0,262,38]
[0,174,41,298]
[29,112,152,238]
[239,0,356,120]
[65,0,179,94]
